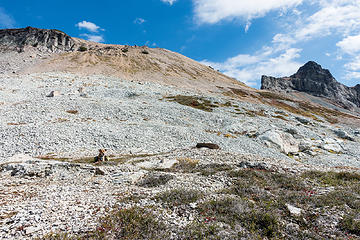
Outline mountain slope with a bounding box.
[0,27,246,92]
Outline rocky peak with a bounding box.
[0,26,76,53]
[291,61,335,84]
[261,61,360,110]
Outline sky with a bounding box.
[0,0,360,88]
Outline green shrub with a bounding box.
[78,46,87,52]
[156,189,202,205]
[339,214,360,235]
[313,190,360,209]
[136,173,174,188]
[179,221,221,240]
[89,207,169,239]
[247,211,279,238]
[199,198,280,238]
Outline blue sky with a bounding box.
[1,0,360,88]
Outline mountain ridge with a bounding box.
[0,26,247,93]
[261,61,360,111]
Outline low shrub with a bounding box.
[178,221,221,240]
[339,214,360,236]
[165,95,218,112]
[137,173,174,188]
[156,189,202,205]
[78,46,87,52]
[88,207,169,239]
[302,171,360,186]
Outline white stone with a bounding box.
[25,226,40,235]
[286,204,303,217]
[259,130,299,154]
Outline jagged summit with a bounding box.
[290,61,335,84]
[261,61,360,110]
[0,26,76,53]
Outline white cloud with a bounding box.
[134,18,146,25]
[0,7,15,28]
[201,48,302,86]
[345,71,360,80]
[193,0,303,24]
[294,2,360,42]
[76,21,101,32]
[345,56,360,71]
[161,0,177,5]
[80,34,104,43]
[336,34,360,55]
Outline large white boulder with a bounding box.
[259,130,299,154]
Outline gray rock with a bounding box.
[0,27,76,53]
[334,129,354,141]
[196,143,220,149]
[46,90,60,97]
[295,117,311,125]
[299,139,313,152]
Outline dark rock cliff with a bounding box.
[261,61,360,110]
[0,26,76,53]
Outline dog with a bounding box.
[94,149,108,163]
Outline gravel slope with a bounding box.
[0,72,359,168]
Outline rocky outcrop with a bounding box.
[0,26,76,53]
[261,61,360,110]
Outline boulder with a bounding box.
[295,117,312,125]
[196,143,220,149]
[259,130,299,154]
[46,90,60,97]
[334,129,354,141]
[286,204,303,217]
[322,138,343,153]
[299,139,313,152]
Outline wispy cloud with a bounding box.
[201,48,302,86]
[337,34,360,55]
[345,56,360,71]
[161,0,177,5]
[0,7,15,28]
[345,71,360,80]
[134,18,146,25]
[76,21,101,32]
[193,0,302,25]
[80,33,104,43]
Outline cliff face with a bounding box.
[261,61,360,110]
[0,26,76,53]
